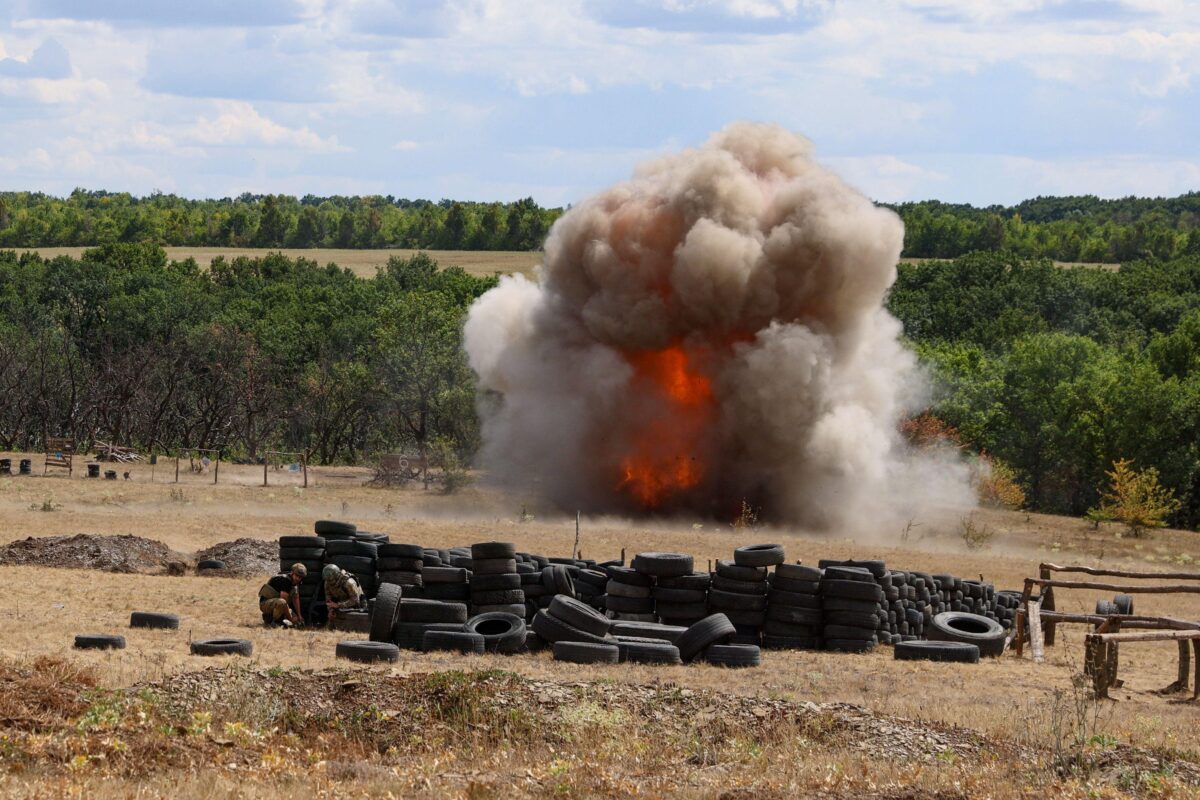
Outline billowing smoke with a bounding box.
[465,123,972,531]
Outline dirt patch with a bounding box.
[0,533,182,573]
[193,538,275,577]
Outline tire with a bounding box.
[196,559,225,571]
[820,559,887,578]
[475,603,527,616]
[330,610,372,633]
[1114,594,1134,615]
[775,563,822,581]
[326,540,379,558]
[770,576,821,594]
[823,624,876,641]
[422,629,486,654]
[74,633,126,650]
[928,612,1006,657]
[552,640,619,664]
[378,543,424,559]
[657,573,711,591]
[378,572,423,587]
[822,611,880,628]
[548,596,612,637]
[471,573,522,591]
[822,565,875,583]
[335,640,400,663]
[371,584,403,642]
[280,547,325,560]
[710,575,769,595]
[820,580,883,602]
[473,558,517,576]
[708,589,767,611]
[733,544,785,568]
[576,569,609,589]
[190,638,253,657]
[400,599,468,624]
[422,584,470,601]
[654,601,709,619]
[768,589,821,608]
[763,619,820,637]
[715,560,767,582]
[895,640,980,664]
[330,555,375,574]
[609,621,687,643]
[607,580,653,599]
[825,638,875,653]
[465,612,527,653]
[541,565,576,597]
[652,587,707,604]
[605,595,655,613]
[765,606,822,625]
[1095,600,1117,615]
[531,610,611,645]
[130,612,179,630]
[822,597,882,614]
[424,567,469,584]
[722,609,766,626]
[762,635,820,650]
[617,638,682,665]
[471,542,517,559]
[703,643,761,667]
[279,535,325,549]
[605,566,653,587]
[631,552,694,578]
[675,614,736,662]
[394,622,463,649]
[377,557,424,572]
[470,589,525,606]
[315,520,356,537]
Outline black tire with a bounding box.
[631,552,693,578]
[822,611,880,628]
[605,566,653,587]
[1095,600,1117,615]
[609,621,687,643]
[400,599,468,624]
[763,619,820,637]
[703,643,761,667]
[895,640,980,663]
[822,565,875,583]
[330,610,372,633]
[576,569,609,589]
[825,638,875,653]
[823,624,875,641]
[657,573,711,590]
[675,614,736,662]
[605,594,655,613]
[377,557,424,572]
[196,559,225,571]
[710,575,769,595]
[280,547,325,560]
[606,578,653,598]
[279,535,325,549]
[722,609,766,626]
[733,544,785,568]
[548,595,612,637]
[315,520,357,537]
[617,638,682,665]
[424,567,469,584]
[471,573,522,591]
[652,587,707,604]
[775,563,822,581]
[707,589,767,611]
[820,558,887,578]
[715,560,768,582]
[820,580,883,602]
[74,634,126,650]
[326,540,378,558]
[767,589,821,608]
[371,583,403,642]
[130,612,179,630]
[422,629,486,654]
[335,640,399,663]
[531,610,611,644]
[770,576,821,594]
[654,601,709,619]
[552,640,619,664]
[465,612,527,653]
[1114,594,1134,615]
[538,565,574,597]
[329,554,375,574]
[190,638,253,657]
[471,541,517,559]
[394,621,463,649]
[378,571,423,587]
[473,558,517,576]
[822,597,881,614]
[422,584,470,601]
[378,543,424,559]
[765,606,822,625]
[928,612,1006,657]
[470,589,525,606]
[475,603,527,616]
[762,635,820,650]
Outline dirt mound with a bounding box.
[0,533,181,573]
[193,538,276,576]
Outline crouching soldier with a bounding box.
[323,564,364,620]
[259,563,306,627]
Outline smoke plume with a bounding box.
[464,123,972,530]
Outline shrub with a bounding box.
[1088,458,1181,537]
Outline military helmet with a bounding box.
[322,564,340,580]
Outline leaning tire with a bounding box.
[895,640,980,663]
[928,612,1006,657]
[336,640,400,663]
[675,614,736,662]
[74,634,126,650]
[531,610,610,644]
[130,612,179,630]
[371,583,403,642]
[548,596,612,637]
[190,638,253,657]
[552,640,619,664]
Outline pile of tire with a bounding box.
[377,542,424,592]
[764,562,823,650]
[605,565,656,622]
[818,562,885,653]
[882,569,933,643]
[654,571,710,628]
[1095,594,1134,616]
[468,542,525,617]
[421,565,471,604]
[278,533,325,616]
[321,522,380,600]
[573,566,609,612]
[709,544,784,644]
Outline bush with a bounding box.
[1088,458,1181,537]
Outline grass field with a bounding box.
[1,457,1198,797]
[13,247,543,278]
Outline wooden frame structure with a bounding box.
[176,448,221,484]
[44,437,74,476]
[262,450,307,488]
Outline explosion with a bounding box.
[464,123,971,529]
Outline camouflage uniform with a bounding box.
[324,568,364,617]
[258,564,306,624]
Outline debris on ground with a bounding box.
[193,538,276,576]
[0,533,182,573]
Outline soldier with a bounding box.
[323,564,364,619]
[259,563,306,627]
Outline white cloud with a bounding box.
[187,101,347,152]
[392,139,420,151]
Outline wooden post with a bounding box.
[573,511,580,560]
[1193,641,1199,701]
[264,460,268,487]
[213,451,220,485]
[1179,641,1192,693]
[302,454,308,488]
[175,456,180,483]
[1028,596,1045,664]
[1041,564,1057,646]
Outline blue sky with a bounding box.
[0,0,1198,206]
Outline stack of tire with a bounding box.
[653,571,710,628]
[818,563,884,653]
[468,542,525,617]
[421,565,471,605]
[278,534,325,617]
[376,542,424,593]
[605,565,656,622]
[322,524,379,600]
[881,569,928,643]
[392,598,468,650]
[763,562,823,650]
[574,567,609,612]
[709,544,784,645]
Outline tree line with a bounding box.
[0,245,492,465]
[4,189,1200,263]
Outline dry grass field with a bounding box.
[1,454,1198,798]
[13,247,542,278]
